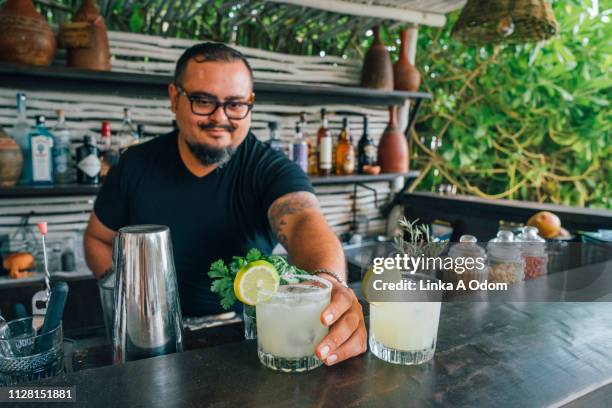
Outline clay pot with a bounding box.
[360,26,393,90]
[393,28,421,92]
[0,126,24,187]
[67,0,111,71]
[0,0,57,66]
[377,106,409,173]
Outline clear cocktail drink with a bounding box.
[256,274,331,372]
[367,272,442,365]
[369,301,441,365]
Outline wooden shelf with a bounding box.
[0,184,99,199]
[0,270,94,289]
[0,172,419,199]
[0,62,431,105]
[310,171,419,185]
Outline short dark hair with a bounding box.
[173,42,254,86]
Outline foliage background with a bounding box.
[34,0,611,208]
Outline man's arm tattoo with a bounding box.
[267,192,318,248]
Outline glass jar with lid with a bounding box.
[517,226,548,279]
[487,230,525,284]
[446,235,488,285]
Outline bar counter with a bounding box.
[32,299,612,408]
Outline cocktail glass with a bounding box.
[368,273,442,365]
[256,274,331,372]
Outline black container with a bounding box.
[76,135,101,184]
[357,116,376,173]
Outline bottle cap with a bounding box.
[449,235,486,259]
[84,135,95,145]
[137,124,144,138]
[320,108,326,118]
[101,121,111,137]
[36,115,45,124]
[342,117,348,127]
[268,121,278,131]
[517,226,545,243]
[487,230,521,260]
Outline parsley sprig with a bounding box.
[208,248,309,310]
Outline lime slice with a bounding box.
[361,264,402,305]
[234,260,280,305]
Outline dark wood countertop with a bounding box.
[35,300,612,408]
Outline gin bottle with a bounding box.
[76,135,101,185]
[52,109,73,184]
[29,115,54,185]
[12,93,31,184]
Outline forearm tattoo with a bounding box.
[267,192,319,248]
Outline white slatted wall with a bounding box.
[0,32,400,272]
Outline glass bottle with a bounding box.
[29,115,54,185]
[317,108,332,176]
[12,93,31,184]
[76,135,101,185]
[52,109,73,185]
[357,115,376,173]
[266,121,284,154]
[99,121,119,180]
[486,230,525,284]
[117,108,138,151]
[292,122,308,173]
[517,226,548,280]
[137,124,145,143]
[335,117,355,175]
[301,112,317,175]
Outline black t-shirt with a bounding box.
[94,130,314,316]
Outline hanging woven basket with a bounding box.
[452,0,558,45]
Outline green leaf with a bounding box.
[208,259,229,279]
[246,248,263,262]
[129,6,145,33]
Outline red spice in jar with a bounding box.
[524,255,546,279]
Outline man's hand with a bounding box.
[316,274,367,365]
[267,191,367,365]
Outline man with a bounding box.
[84,43,366,365]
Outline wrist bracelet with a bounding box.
[312,269,347,287]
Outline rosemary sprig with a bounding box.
[394,217,447,258]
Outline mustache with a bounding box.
[197,122,236,132]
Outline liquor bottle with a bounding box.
[317,108,332,176]
[292,122,308,173]
[29,115,54,185]
[357,115,376,173]
[12,93,31,184]
[76,135,101,184]
[335,117,355,175]
[117,108,138,151]
[99,121,119,180]
[301,112,318,175]
[137,124,145,143]
[52,109,73,184]
[266,121,284,154]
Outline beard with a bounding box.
[185,121,238,166]
[185,139,236,166]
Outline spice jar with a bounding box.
[517,226,548,280]
[487,230,525,284]
[446,235,488,285]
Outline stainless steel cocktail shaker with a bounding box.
[112,225,183,364]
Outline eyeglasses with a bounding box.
[175,85,254,120]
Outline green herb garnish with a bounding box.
[208,248,309,309]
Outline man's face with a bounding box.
[169,59,253,165]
